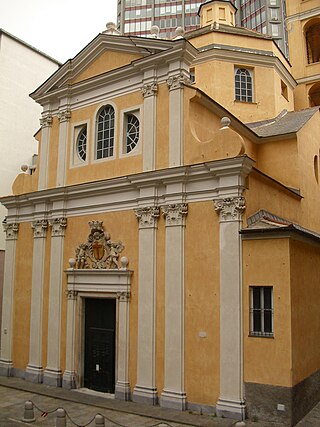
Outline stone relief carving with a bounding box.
[32,219,49,238]
[50,217,67,237]
[141,82,158,98]
[2,219,19,240]
[166,73,191,91]
[75,221,124,269]
[214,197,246,221]
[134,206,160,229]
[161,203,188,226]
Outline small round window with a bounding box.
[126,114,139,153]
[77,127,87,161]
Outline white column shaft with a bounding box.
[115,293,131,400]
[142,92,157,171]
[56,110,71,187]
[62,291,77,389]
[44,233,64,385]
[38,119,52,190]
[0,237,17,373]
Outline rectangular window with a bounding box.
[250,286,274,337]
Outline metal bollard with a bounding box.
[22,400,36,423]
[56,408,66,427]
[95,414,105,426]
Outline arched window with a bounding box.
[96,105,115,159]
[309,82,320,107]
[235,68,253,102]
[76,126,87,162]
[125,113,140,153]
[305,21,320,64]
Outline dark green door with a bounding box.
[84,298,116,393]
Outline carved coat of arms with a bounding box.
[75,221,124,269]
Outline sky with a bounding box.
[0,0,118,63]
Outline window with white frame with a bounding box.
[250,286,274,337]
[235,68,254,102]
[96,105,115,160]
[121,109,141,156]
[72,123,89,166]
[76,126,87,162]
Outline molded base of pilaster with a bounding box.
[216,398,246,420]
[0,359,13,377]
[62,370,77,389]
[160,389,187,410]
[115,381,131,401]
[132,385,158,405]
[25,365,43,383]
[43,368,62,387]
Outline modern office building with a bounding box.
[117,0,288,55]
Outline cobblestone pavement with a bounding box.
[0,377,319,426]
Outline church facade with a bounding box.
[1,1,320,426]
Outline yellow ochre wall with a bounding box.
[72,51,143,85]
[12,223,33,370]
[184,201,220,404]
[290,239,320,386]
[66,91,143,187]
[243,238,292,387]
[193,60,294,123]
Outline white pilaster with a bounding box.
[132,206,159,405]
[166,73,189,167]
[56,106,71,187]
[43,217,67,386]
[25,219,48,383]
[62,289,78,389]
[214,197,246,420]
[115,291,131,401]
[0,222,19,376]
[160,203,188,410]
[38,112,52,191]
[141,81,157,171]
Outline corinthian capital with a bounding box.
[166,73,191,91]
[214,197,246,222]
[40,114,53,128]
[134,206,160,229]
[58,109,71,123]
[141,82,158,98]
[49,217,67,237]
[32,219,49,238]
[3,221,19,240]
[161,203,188,226]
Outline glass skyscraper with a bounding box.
[117,0,288,56]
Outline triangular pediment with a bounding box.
[30,33,177,102]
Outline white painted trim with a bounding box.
[70,120,90,168]
[119,104,143,158]
[92,101,118,163]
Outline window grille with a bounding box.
[250,286,273,337]
[96,105,115,159]
[125,114,139,153]
[77,127,87,161]
[235,68,253,102]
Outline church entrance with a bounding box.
[84,298,116,393]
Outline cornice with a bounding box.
[1,157,255,222]
[285,7,320,25]
[31,39,198,106]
